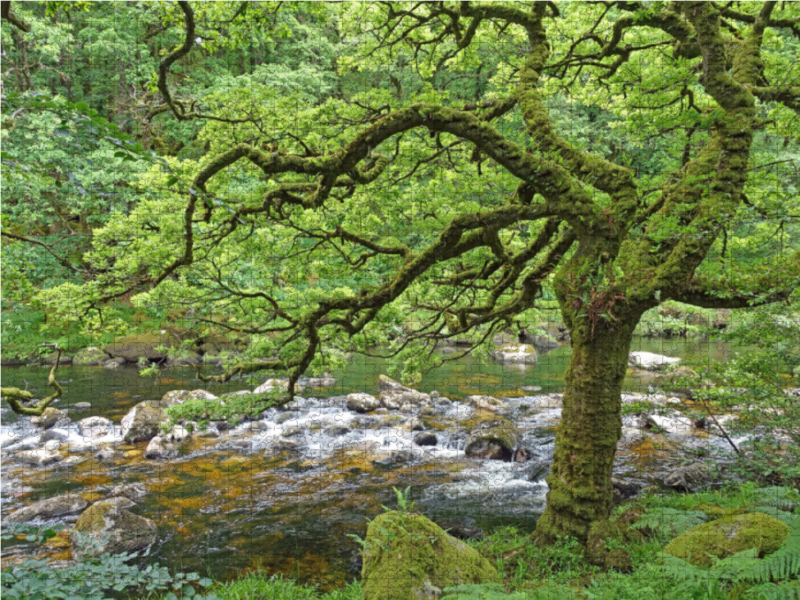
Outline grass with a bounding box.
[165,573,362,600]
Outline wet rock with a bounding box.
[325,426,350,436]
[361,511,498,600]
[40,428,69,443]
[104,357,126,369]
[210,419,230,431]
[160,389,218,407]
[489,343,538,365]
[467,395,510,415]
[121,401,169,443]
[465,420,520,461]
[414,432,438,446]
[166,351,202,366]
[143,436,177,460]
[72,500,157,557]
[102,496,136,510]
[513,447,531,463]
[167,424,191,443]
[436,517,483,541]
[377,375,431,410]
[197,429,220,438]
[611,477,642,501]
[281,426,303,437]
[60,456,87,467]
[78,416,113,437]
[31,407,67,430]
[435,397,452,406]
[523,461,549,481]
[274,437,301,451]
[72,402,92,410]
[109,483,147,502]
[665,513,790,567]
[94,446,116,461]
[6,493,88,523]
[403,417,424,432]
[105,331,179,362]
[16,440,63,466]
[628,351,680,371]
[305,375,337,388]
[391,450,414,463]
[73,347,109,366]
[645,413,693,434]
[346,393,380,413]
[419,406,435,416]
[524,334,559,352]
[399,403,416,413]
[664,461,713,491]
[521,385,542,393]
[429,390,440,398]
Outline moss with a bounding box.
[604,548,633,572]
[465,419,520,460]
[586,519,643,567]
[361,511,498,600]
[664,513,791,568]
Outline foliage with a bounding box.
[165,389,281,429]
[1,525,217,600]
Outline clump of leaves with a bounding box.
[165,389,282,429]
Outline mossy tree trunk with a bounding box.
[534,293,643,543]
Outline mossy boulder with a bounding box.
[465,419,520,461]
[6,493,88,523]
[105,331,179,362]
[664,512,791,568]
[72,500,157,557]
[362,511,498,600]
[73,347,109,366]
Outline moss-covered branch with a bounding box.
[1,349,63,416]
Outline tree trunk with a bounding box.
[533,311,639,543]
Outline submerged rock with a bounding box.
[465,420,520,461]
[72,500,157,557]
[414,432,437,446]
[361,511,498,600]
[78,416,113,437]
[665,513,791,567]
[6,493,88,523]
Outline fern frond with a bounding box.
[632,508,708,538]
[745,581,800,600]
[753,488,800,513]
[741,522,800,585]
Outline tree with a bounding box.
[5,1,800,544]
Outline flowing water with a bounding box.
[0,337,744,589]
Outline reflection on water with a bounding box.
[0,337,742,588]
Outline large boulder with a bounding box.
[361,511,499,600]
[465,420,520,461]
[377,375,431,410]
[104,331,179,362]
[628,351,681,371]
[73,347,109,366]
[6,494,88,523]
[489,343,538,365]
[71,500,157,557]
[120,401,168,443]
[664,513,791,567]
[346,393,380,413]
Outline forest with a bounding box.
[1,1,800,599]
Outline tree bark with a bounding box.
[533,310,639,543]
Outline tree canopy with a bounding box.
[2,0,799,542]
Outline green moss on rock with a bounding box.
[72,500,157,557]
[362,511,499,600]
[465,419,520,461]
[664,512,791,568]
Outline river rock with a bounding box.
[347,393,380,413]
[166,424,191,443]
[628,351,681,371]
[121,401,168,443]
[419,406,435,416]
[361,511,499,600]
[490,343,538,365]
[102,496,136,510]
[304,375,337,387]
[166,351,202,366]
[143,436,177,459]
[254,378,305,394]
[16,440,63,465]
[525,334,559,352]
[645,413,693,434]
[664,461,713,491]
[325,426,350,436]
[72,402,92,410]
[94,446,116,461]
[377,375,431,410]
[40,428,69,443]
[467,395,510,415]
[436,517,483,541]
[31,407,67,430]
[6,493,88,523]
[78,416,114,437]
[104,357,126,369]
[72,500,157,557]
[198,333,247,354]
[414,432,437,446]
[160,389,218,407]
[105,331,179,362]
[665,513,791,567]
[403,417,424,431]
[73,347,109,366]
[465,420,520,461]
[109,483,148,502]
[274,437,301,451]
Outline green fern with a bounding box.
[752,488,800,513]
[631,508,708,539]
[743,518,800,587]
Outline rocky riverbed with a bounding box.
[0,349,754,588]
